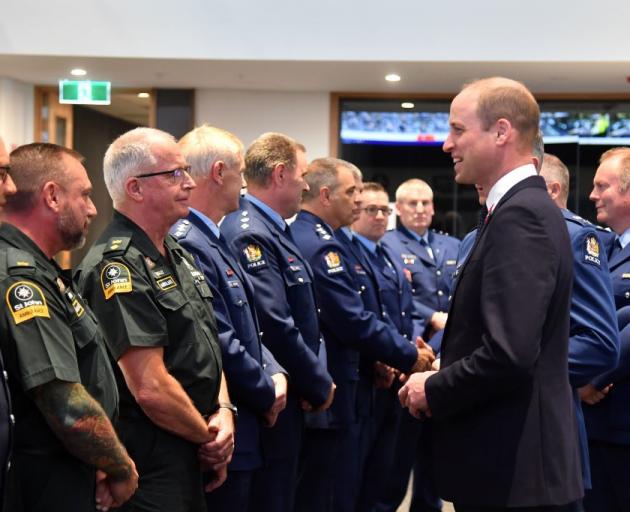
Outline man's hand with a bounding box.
[301,382,336,413]
[398,371,437,419]
[579,383,613,405]
[204,464,228,493]
[264,373,288,427]
[374,361,396,389]
[409,338,435,373]
[431,358,441,371]
[94,459,139,511]
[198,408,235,470]
[430,311,448,332]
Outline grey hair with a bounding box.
[179,124,244,180]
[103,127,175,204]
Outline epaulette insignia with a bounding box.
[104,237,131,254]
[172,220,192,240]
[6,248,35,270]
[315,225,332,240]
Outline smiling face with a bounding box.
[442,88,498,189]
[590,155,630,234]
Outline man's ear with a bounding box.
[211,161,225,183]
[495,118,512,146]
[549,181,562,201]
[42,181,62,212]
[125,177,143,203]
[271,163,286,187]
[320,186,331,206]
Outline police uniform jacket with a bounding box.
[382,226,460,330]
[171,210,281,471]
[290,211,417,427]
[0,223,117,508]
[75,211,222,422]
[583,229,630,445]
[425,176,583,507]
[221,197,333,458]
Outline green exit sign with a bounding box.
[59,80,111,105]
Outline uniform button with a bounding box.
[361,286,366,291]
[237,300,243,306]
[383,312,388,317]
[298,277,304,283]
[2,371,7,381]
[262,363,268,369]
[9,414,14,425]
[437,290,444,296]
[626,292,630,299]
[401,312,406,317]
[436,270,442,276]
[403,334,408,339]
[6,461,9,471]
[412,288,416,293]
[259,331,264,337]
[317,308,321,314]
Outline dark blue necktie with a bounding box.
[610,237,623,260]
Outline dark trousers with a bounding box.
[248,456,299,512]
[117,417,206,512]
[454,502,583,512]
[6,451,95,511]
[372,411,440,512]
[584,440,630,512]
[205,469,253,512]
[295,428,343,512]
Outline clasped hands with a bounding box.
[198,408,236,492]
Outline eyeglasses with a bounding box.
[0,166,10,183]
[136,166,191,183]
[362,206,393,216]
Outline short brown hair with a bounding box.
[302,157,361,202]
[244,132,305,187]
[8,143,84,213]
[362,181,387,195]
[465,77,540,150]
[600,147,630,192]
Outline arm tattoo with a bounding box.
[31,380,133,480]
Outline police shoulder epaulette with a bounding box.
[171,219,192,240]
[595,224,612,233]
[314,223,332,241]
[567,214,591,228]
[6,248,35,270]
[239,210,251,230]
[103,236,131,254]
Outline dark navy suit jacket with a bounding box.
[291,212,417,427]
[222,197,333,459]
[170,211,282,471]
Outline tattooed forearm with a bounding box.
[31,380,133,480]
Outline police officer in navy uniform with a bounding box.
[290,161,433,512]
[583,147,630,511]
[2,143,137,511]
[221,132,335,512]
[169,125,288,512]
[350,182,435,512]
[76,128,232,512]
[383,179,460,339]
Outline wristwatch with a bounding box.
[218,402,238,418]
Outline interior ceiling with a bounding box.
[3,55,630,95]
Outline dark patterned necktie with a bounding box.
[474,205,489,243]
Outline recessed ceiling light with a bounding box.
[137,92,150,99]
[70,68,87,77]
[385,73,401,82]
[401,102,415,109]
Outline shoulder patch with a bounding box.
[584,234,601,267]
[171,220,192,240]
[104,237,131,254]
[324,251,344,274]
[5,281,50,324]
[243,244,267,270]
[100,262,133,299]
[6,248,35,270]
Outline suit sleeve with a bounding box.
[230,232,332,407]
[426,205,563,419]
[184,244,276,415]
[308,242,417,372]
[566,228,619,388]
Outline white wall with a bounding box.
[2,0,630,62]
[0,77,33,149]
[196,89,331,158]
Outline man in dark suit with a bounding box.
[584,147,630,511]
[399,77,583,511]
[169,125,288,511]
[221,132,335,512]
